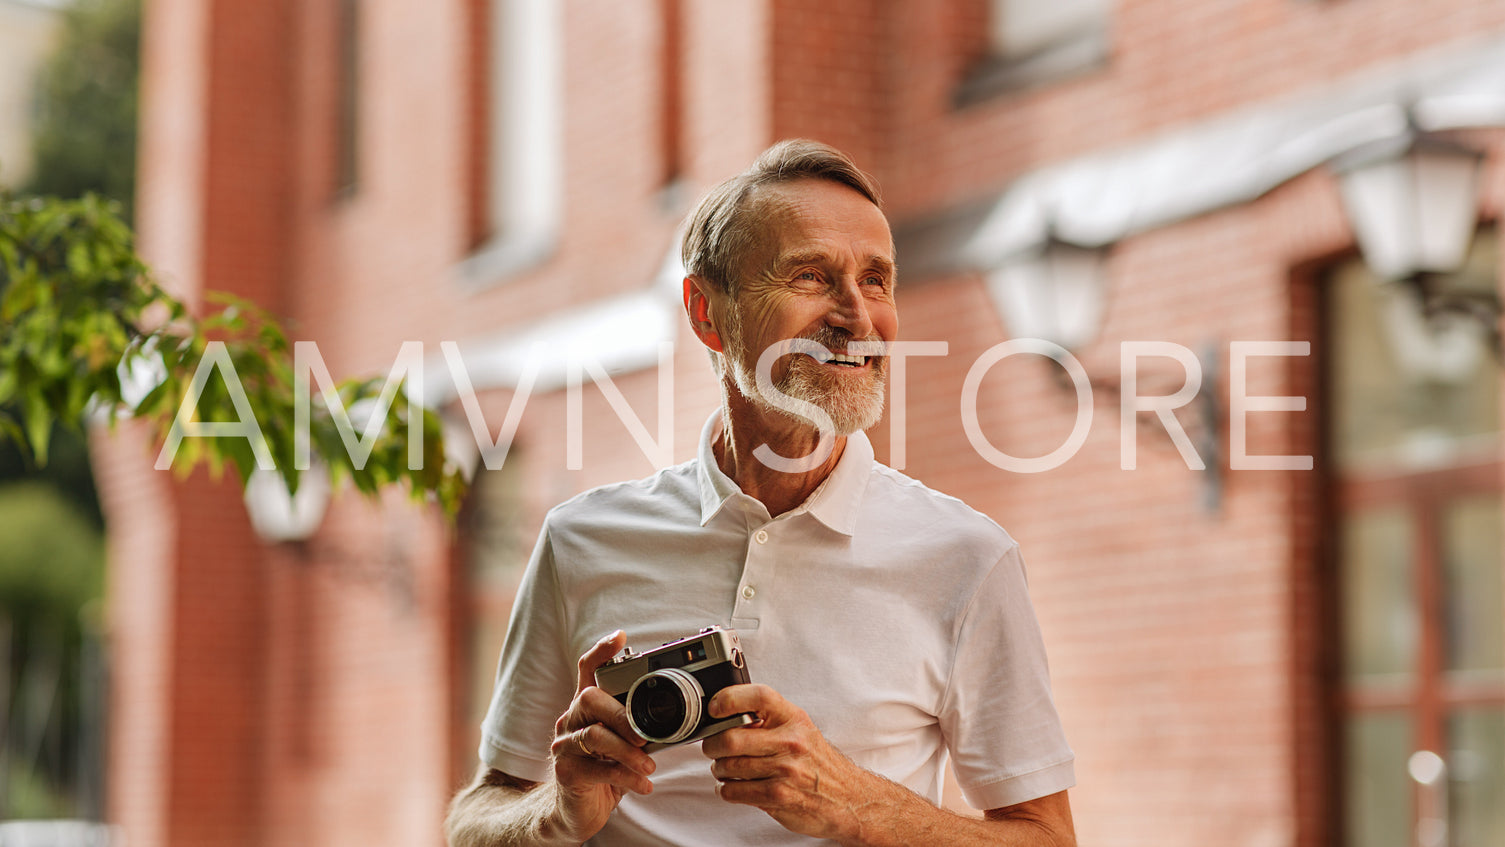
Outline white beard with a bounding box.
[722,313,887,437]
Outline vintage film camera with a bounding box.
[594,626,755,751]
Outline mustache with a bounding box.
[796,326,883,353]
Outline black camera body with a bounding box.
[594,626,755,751]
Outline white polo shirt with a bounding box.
[479,412,1074,846]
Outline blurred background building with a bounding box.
[68,0,1505,845]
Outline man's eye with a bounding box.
[796,271,818,281]
[863,276,886,286]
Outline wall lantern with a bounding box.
[1332,126,1499,367]
[244,468,330,543]
[983,235,1230,510]
[1333,129,1484,282]
[983,236,1108,351]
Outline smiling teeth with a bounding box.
[827,352,865,366]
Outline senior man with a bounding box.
[446,140,1076,846]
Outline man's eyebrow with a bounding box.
[770,250,897,276]
[769,250,831,275]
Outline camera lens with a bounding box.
[626,668,703,744]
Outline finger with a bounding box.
[577,686,647,747]
[577,630,626,693]
[558,687,642,744]
[702,720,801,761]
[559,723,656,778]
[556,752,655,797]
[550,723,655,795]
[707,683,784,722]
[710,752,794,782]
[715,776,796,809]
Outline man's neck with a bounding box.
[713,397,847,518]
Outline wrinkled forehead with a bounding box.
[737,179,894,272]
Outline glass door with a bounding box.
[1326,232,1503,847]
[1338,476,1503,847]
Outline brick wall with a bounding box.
[107,0,1505,845]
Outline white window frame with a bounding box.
[461,0,563,286]
[991,0,1109,59]
[970,0,1110,95]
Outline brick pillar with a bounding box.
[106,0,297,844]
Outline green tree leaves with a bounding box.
[0,193,466,519]
[0,194,149,466]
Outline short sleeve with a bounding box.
[476,521,576,783]
[939,544,1076,810]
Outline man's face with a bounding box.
[718,178,899,436]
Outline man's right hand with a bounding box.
[445,631,655,847]
[544,629,657,841]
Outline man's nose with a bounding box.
[826,277,874,339]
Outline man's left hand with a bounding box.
[701,684,869,841]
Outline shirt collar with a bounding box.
[696,409,872,536]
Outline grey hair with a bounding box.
[680,139,881,295]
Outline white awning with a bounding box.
[963,33,1505,265]
[427,236,686,399]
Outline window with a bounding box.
[464,0,562,282]
[1325,231,1504,847]
[959,0,1111,102]
[334,0,360,196]
[991,0,1110,64]
[657,0,684,192]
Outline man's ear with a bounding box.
[683,275,725,353]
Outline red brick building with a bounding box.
[97,1,1505,845]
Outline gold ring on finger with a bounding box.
[576,730,596,758]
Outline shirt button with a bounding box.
[754,530,769,544]
[741,585,756,600]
